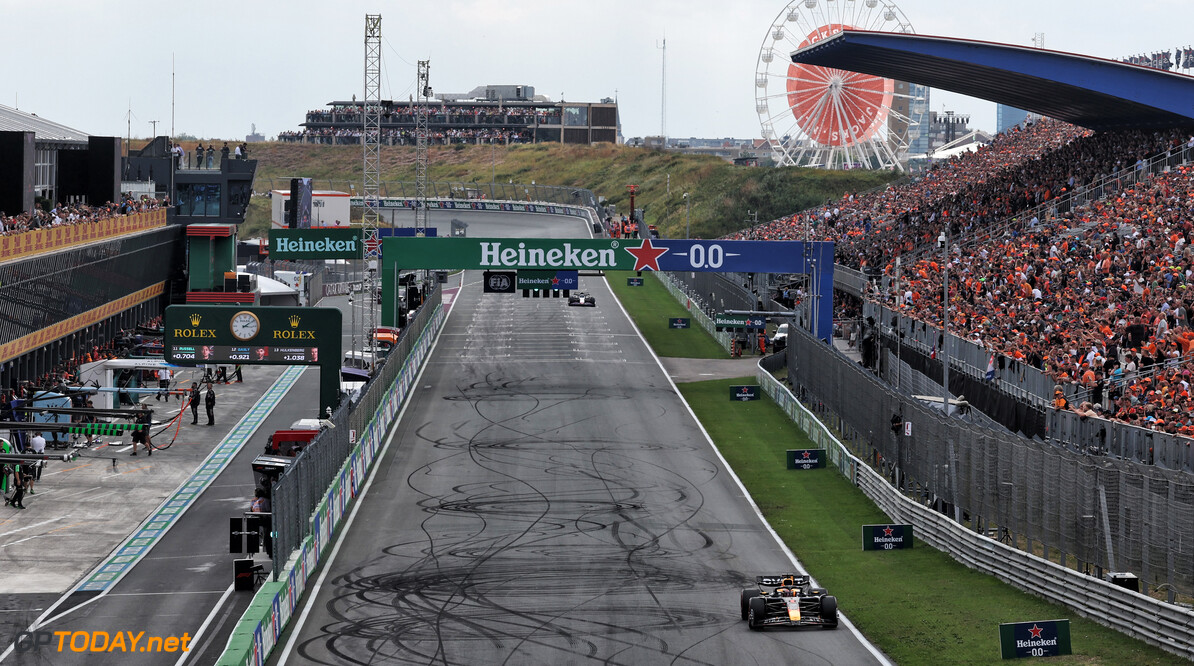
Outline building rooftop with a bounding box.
[0,103,89,144]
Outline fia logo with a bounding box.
[488,274,512,291]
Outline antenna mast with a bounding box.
[657,37,667,141]
[363,14,382,347]
[415,60,431,236]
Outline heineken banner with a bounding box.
[382,236,836,342]
[269,228,363,260]
[862,524,913,550]
[627,278,644,286]
[669,318,690,329]
[998,620,1072,659]
[517,270,579,291]
[786,448,826,469]
[715,313,766,330]
[730,385,761,401]
[383,237,834,274]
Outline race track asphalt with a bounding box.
[277,215,887,665]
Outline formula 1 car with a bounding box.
[568,292,596,307]
[740,574,838,630]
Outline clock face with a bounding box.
[230,311,261,341]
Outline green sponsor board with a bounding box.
[998,619,1072,659]
[786,448,826,469]
[862,524,913,550]
[163,305,342,416]
[269,228,363,260]
[715,313,766,330]
[669,318,690,329]
[386,237,631,270]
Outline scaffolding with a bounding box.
[362,14,382,343]
[414,60,431,236]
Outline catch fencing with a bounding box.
[784,324,1194,602]
[860,299,1194,473]
[269,284,442,575]
[757,353,1194,661]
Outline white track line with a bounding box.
[173,583,234,666]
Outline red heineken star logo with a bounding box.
[624,238,668,272]
[551,276,560,286]
[1028,624,1043,639]
[883,527,894,537]
[802,451,811,459]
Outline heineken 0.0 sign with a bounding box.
[382,235,839,342]
[998,619,1072,659]
[730,385,761,401]
[786,448,826,469]
[517,270,579,290]
[862,524,913,550]
[269,228,363,260]
[715,314,766,330]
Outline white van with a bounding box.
[343,349,382,371]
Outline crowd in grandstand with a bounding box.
[0,196,164,236]
[731,118,1194,436]
[279,103,563,145]
[303,103,562,125]
[278,127,532,145]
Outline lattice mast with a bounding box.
[415,60,431,235]
[363,14,382,343]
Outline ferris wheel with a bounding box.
[755,0,918,170]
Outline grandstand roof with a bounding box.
[790,30,1194,132]
[0,103,89,144]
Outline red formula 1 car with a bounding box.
[740,574,838,630]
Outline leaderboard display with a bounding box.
[169,345,322,364]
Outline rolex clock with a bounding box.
[230,310,261,341]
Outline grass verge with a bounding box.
[678,378,1178,665]
[606,271,727,359]
[232,141,897,239]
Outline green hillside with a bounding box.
[241,142,897,238]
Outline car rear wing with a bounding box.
[756,574,810,587]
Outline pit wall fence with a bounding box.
[215,286,444,666]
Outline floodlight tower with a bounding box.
[363,14,382,342]
[415,60,432,236]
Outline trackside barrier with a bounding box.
[215,304,446,666]
[755,367,1194,661]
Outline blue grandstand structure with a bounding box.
[789,29,1194,131]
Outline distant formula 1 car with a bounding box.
[740,574,838,630]
[568,292,596,307]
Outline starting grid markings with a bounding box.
[77,366,307,592]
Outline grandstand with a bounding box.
[281,93,619,146]
[0,107,258,394]
[727,30,1194,453]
